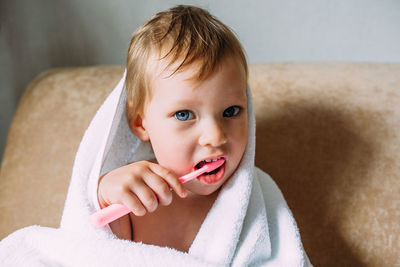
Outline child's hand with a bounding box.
[97,161,187,216]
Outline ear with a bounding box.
[129,113,150,141]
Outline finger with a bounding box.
[121,192,147,216]
[148,163,187,198]
[129,182,158,213]
[142,173,173,206]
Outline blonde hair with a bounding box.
[125,5,248,122]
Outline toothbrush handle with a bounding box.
[91,203,130,228]
[178,167,205,183]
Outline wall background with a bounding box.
[1,0,399,163]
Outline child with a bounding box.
[0,5,311,266]
[97,5,249,250]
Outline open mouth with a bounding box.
[195,156,225,174]
[194,157,226,185]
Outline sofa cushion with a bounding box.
[1,64,399,266]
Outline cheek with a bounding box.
[231,118,248,159]
[147,123,195,175]
[238,128,248,156]
[233,117,248,144]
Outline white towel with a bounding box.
[0,71,312,266]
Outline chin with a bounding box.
[189,177,231,196]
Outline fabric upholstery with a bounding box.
[1,64,399,266]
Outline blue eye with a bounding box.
[223,106,241,117]
[174,110,194,121]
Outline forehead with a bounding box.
[148,53,247,97]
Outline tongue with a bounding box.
[195,158,225,171]
[202,158,225,172]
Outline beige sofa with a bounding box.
[1,64,399,266]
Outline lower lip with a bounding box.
[196,163,226,185]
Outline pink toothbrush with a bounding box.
[91,158,225,227]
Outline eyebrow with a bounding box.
[171,98,201,107]
[168,86,247,107]
[172,97,246,109]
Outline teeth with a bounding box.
[204,157,223,163]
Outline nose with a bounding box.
[198,118,228,147]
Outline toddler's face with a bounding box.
[139,55,248,196]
